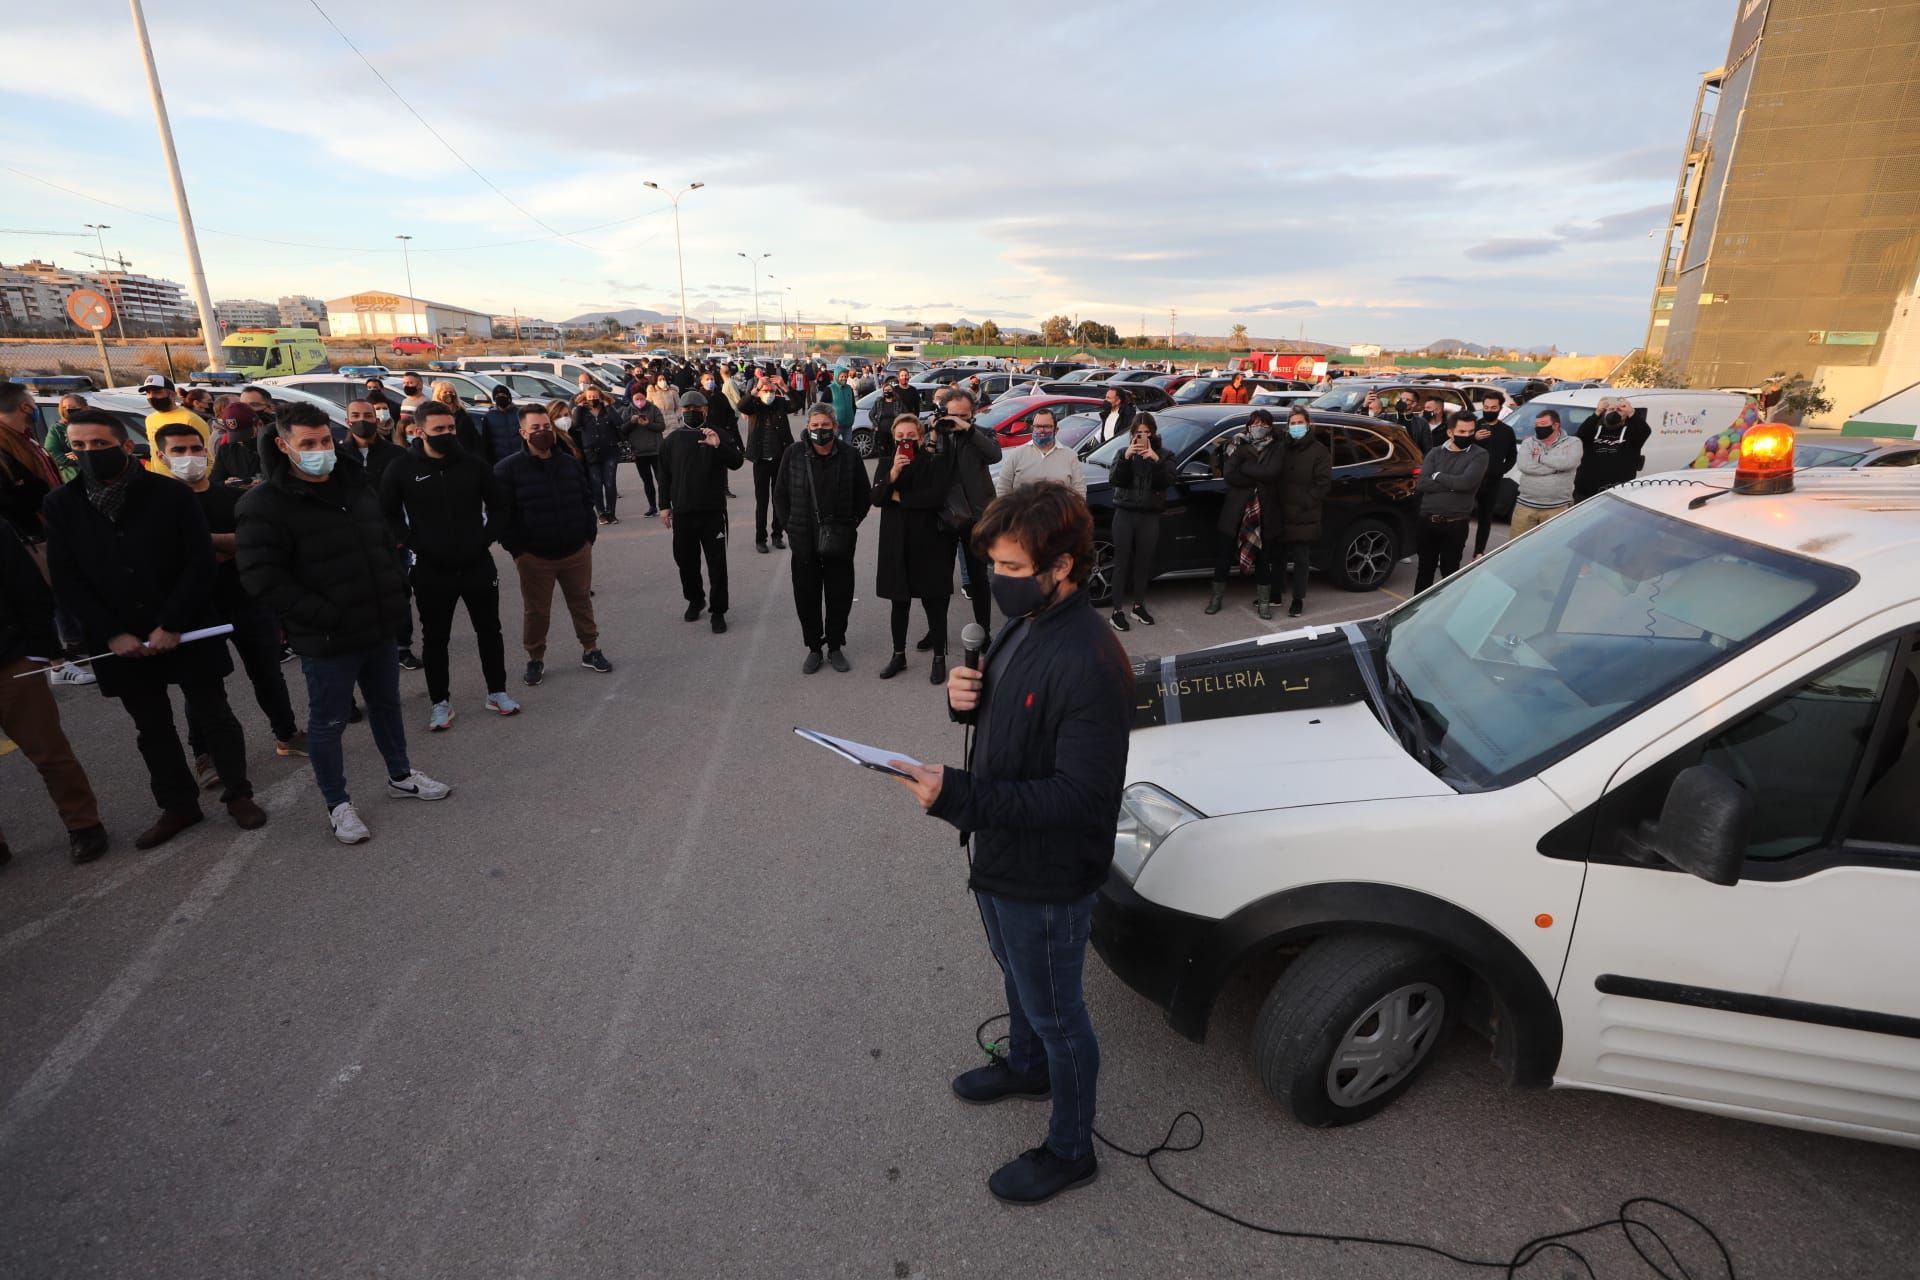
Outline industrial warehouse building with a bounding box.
[323,291,494,341]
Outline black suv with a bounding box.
[1080,406,1420,601]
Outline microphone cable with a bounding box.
[968,1012,1736,1280]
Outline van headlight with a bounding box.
[1112,783,1203,882]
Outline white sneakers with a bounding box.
[327,771,451,844]
[329,801,371,844]
[386,770,452,802]
[47,662,96,687]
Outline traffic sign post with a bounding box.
[66,289,115,387]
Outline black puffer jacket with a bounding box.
[492,447,597,560]
[929,589,1133,903]
[741,395,794,464]
[771,438,871,549]
[1108,434,1173,512]
[235,447,407,658]
[572,404,626,463]
[0,520,56,667]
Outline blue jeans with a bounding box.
[300,641,411,809]
[587,455,620,517]
[977,891,1099,1160]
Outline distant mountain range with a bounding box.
[561,307,672,327]
[1426,337,1559,357]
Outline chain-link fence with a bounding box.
[0,340,206,389]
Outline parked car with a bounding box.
[1794,436,1920,469]
[390,337,440,354]
[1174,375,1304,405]
[977,394,1107,450]
[1077,405,1420,603]
[1023,360,1084,379]
[486,369,580,402]
[1058,368,1120,384]
[33,391,153,460]
[1312,380,1501,418]
[1249,389,1320,410]
[1031,382,1174,411]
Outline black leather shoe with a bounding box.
[914,632,934,652]
[930,653,946,685]
[756,540,770,554]
[826,647,850,673]
[68,824,109,864]
[952,1060,1050,1105]
[683,601,703,622]
[988,1145,1098,1205]
[226,797,267,830]
[877,652,907,680]
[771,532,786,550]
[802,649,824,675]
[710,612,728,634]
[135,808,203,851]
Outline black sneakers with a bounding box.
[396,648,422,671]
[1110,609,1130,632]
[825,647,850,673]
[988,1145,1098,1206]
[523,660,544,686]
[581,649,613,673]
[952,1060,1050,1105]
[68,824,109,864]
[683,601,703,622]
[710,613,728,634]
[802,649,824,675]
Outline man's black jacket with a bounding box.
[492,447,597,560]
[0,519,58,667]
[235,446,407,658]
[657,424,744,514]
[740,395,794,464]
[379,442,503,570]
[929,589,1133,903]
[771,439,871,547]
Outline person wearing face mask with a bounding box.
[480,385,523,465]
[364,380,402,440]
[935,389,1003,642]
[209,399,264,489]
[1204,409,1277,616]
[43,392,89,481]
[1104,414,1171,631]
[740,382,794,553]
[625,390,665,517]
[830,368,858,445]
[1252,409,1333,620]
[1511,408,1583,536]
[646,372,683,433]
[493,405,610,678]
[380,401,518,731]
[871,413,959,683]
[398,374,427,417]
[1409,396,1447,453]
[344,400,419,671]
[1470,391,1518,559]
[571,387,626,526]
[45,409,266,848]
[155,422,306,767]
[136,375,210,473]
[887,480,1131,1208]
[1573,396,1651,501]
[772,406,873,673]
[995,407,1084,497]
[237,403,450,844]
[658,390,744,633]
[1413,412,1490,593]
[1098,386,1136,444]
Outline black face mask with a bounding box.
[989,566,1061,619]
[806,428,836,447]
[683,411,706,429]
[425,432,462,458]
[76,447,128,484]
[1534,425,1556,441]
[349,423,378,440]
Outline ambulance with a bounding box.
[218,327,331,377]
[1093,427,1920,1147]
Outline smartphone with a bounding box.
[897,438,918,463]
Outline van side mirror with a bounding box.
[1620,764,1752,885]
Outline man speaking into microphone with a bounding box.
[890,480,1132,1205]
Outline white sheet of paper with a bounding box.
[793,727,923,778]
[17,624,237,676]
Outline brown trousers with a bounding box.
[0,655,102,835]
[514,544,598,662]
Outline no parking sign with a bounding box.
[66,289,113,332]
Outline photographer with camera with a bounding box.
[890,480,1132,1206]
[740,382,794,553]
[933,390,1001,643]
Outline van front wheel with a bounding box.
[1252,933,1461,1127]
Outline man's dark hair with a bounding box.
[1247,408,1275,427]
[517,403,552,423]
[0,381,29,415]
[66,407,127,439]
[276,402,333,437]
[416,400,455,425]
[1447,410,1480,430]
[947,388,974,410]
[972,480,1096,585]
[1480,391,1503,404]
[1534,408,1562,426]
[1029,407,1058,427]
[155,421,203,448]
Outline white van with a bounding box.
[455,355,626,388]
[1509,387,1754,475]
[1094,450,1920,1146]
[1842,380,1920,439]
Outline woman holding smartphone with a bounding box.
[1105,412,1171,631]
[870,414,957,684]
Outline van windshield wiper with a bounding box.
[1382,665,1443,776]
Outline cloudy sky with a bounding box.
[4,0,1735,351]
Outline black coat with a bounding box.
[871,448,956,601]
[235,448,407,659]
[572,404,626,463]
[741,396,794,464]
[380,445,503,570]
[658,424,745,514]
[1234,433,1331,543]
[941,424,1002,522]
[492,448,597,560]
[43,466,233,696]
[0,519,58,668]
[928,589,1133,903]
[1475,413,1519,494]
[352,437,409,488]
[0,441,55,542]
[480,406,523,464]
[772,439,872,549]
[626,401,665,457]
[1108,436,1173,512]
[1575,410,1652,497]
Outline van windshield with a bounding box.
[223,345,269,368]
[1377,497,1855,789]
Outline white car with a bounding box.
[1095,440,1920,1147]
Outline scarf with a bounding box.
[1236,492,1263,573]
[0,424,61,491]
[84,457,138,523]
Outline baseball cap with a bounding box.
[139,374,174,392]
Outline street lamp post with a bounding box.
[736,251,769,348]
[396,234,417,343]
[644,181,705,360]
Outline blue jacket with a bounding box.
[480,406,523,464]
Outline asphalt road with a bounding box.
[1,481,1915,1280]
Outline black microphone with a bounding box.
[961,622,987,673]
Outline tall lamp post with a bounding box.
[644,181,704,359]
[737,251,770,348]
[767,273,791,348]
[395,234,416,342]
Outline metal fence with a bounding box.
[0,340,206,389]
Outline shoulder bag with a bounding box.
[805,453,857,561]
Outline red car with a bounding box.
[390,336,440,354]
[981,394,1106,448]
